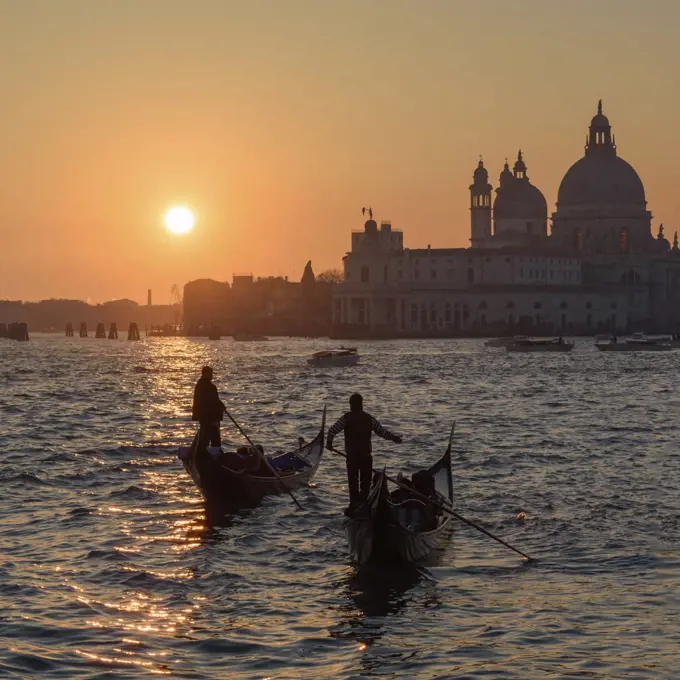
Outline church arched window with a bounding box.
[619,228,629,253]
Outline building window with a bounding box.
[430,305,436,323]
[411,304,418,325]
[619,228,629,253]
[445,304,451,323]
[467,268,474,283]
[431,270,437,280]
[361,266,369,283]
[520,268,524,278]
[575,229,583,251]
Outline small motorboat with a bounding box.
[506,337,574,352]
[307,347,360,367]
[345,437,454,566]
[178,409,326,509]
[595,334,672,352]
[485,335,528,348]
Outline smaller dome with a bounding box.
[590,100,610,128]
[364,219,378,233]
[499,161,513,187]
[513,150,527,175]
[473,159,488,183]
[494,182,547,219]
[591,112,610,128]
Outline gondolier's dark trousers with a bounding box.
[199,422,221,449]
[346,452,373,505]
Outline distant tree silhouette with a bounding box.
[316,269,344,284]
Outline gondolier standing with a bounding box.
[326,393,402,513]
[192,366,226,448]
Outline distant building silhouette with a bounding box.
[332,103,680,336]
[183,262,332,337]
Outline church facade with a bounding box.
[331,103,680,337]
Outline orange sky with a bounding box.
[1,0,679,303]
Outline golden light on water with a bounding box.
[164,206,195,235]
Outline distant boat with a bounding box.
[507,337,574,353]
[233,333,268,342]
[484,335,528,348]
[595,334,672,352]
[307,347,360,367]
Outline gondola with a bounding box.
[178,408,326,508]
[345,439,454,565]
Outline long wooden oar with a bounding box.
[224,408,303,510]
[329,446,533,562]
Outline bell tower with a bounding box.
[470,159,492,247]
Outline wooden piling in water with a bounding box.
[128,323,140,340]
[95,323,106,338]
[66,323,74,337]
[79,323,88,338]
[108,323,118,339]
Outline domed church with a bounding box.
[333,103,680,337]
[551,100,658,256]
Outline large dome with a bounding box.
[557,153,646,207]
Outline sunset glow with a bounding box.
[164,207,195,235]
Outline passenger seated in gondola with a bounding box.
[391,470,438,531]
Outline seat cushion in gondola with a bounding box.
[269,451,309,473]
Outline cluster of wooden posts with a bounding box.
[65,322,141,340]
[0,323,29,341]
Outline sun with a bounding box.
[164,206,195,234]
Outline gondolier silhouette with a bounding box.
[192,366,226,448]
[326,393,402,513]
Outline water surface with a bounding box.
[0,336,678,678]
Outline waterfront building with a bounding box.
[332,103,680,337]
